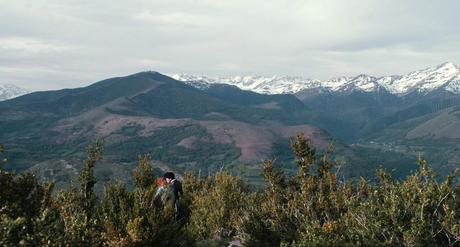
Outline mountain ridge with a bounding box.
[3,72,371,189]
[2,69,458,189]
[171,62,460,96]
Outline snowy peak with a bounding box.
[446,72,460,93]
[0,84,30,101]
[341,74,379,92]
[171,62,460,96]
[171,74,318,94]
[381,62,459,94]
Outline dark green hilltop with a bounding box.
[0,71,332,190]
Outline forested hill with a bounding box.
[0,71,436,191]
[0,71,347,190]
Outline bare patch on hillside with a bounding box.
[200,120,327,163]
[177,136,198,149]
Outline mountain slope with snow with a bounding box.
[0,84,30,101]
[171,62,460,96]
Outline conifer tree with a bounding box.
[290,133,315,180]
[79,140,103,215]
[132,154,155,190]
[56,140,103,246]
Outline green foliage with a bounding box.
[338,159,460,246]
[2,134,460,246]
[100,182,133,245]
[56,140,104,246]
[239,133,460,246]
[291,132,316,179]
[79,140,103,211]
[237,160,292,246]
[186,171,248,241]
[132,154,155,189]
[0,169,65,246]
[101,152,191,246]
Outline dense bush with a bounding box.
[1,134,460,246]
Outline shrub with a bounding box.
[2,134,460,246]
[186,171,248,241]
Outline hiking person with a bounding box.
[163,172,183,220]
[154,176,166,201]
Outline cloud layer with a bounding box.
[1,0,459,90]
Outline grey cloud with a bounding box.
[0,0,459,90]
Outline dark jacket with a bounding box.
[170,179,183,206]
[164,179,183,210]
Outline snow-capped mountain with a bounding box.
[0,84,30,101]
[171,62,460,96]
[379,62,460,94]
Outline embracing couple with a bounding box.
[154,172,183,219]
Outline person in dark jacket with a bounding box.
[163,172,183,220]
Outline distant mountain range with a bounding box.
[2,72,377,191]
[2,64,460,190]
[173,63,460,177]
[0,84,30,101]
[172,62,460,95]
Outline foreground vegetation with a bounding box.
[1,134,460,246]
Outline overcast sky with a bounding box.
[1,0,459,90]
